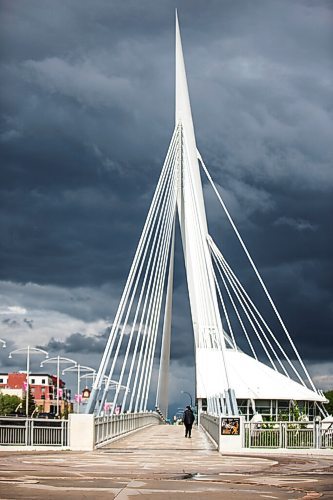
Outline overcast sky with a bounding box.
[0,0,332,412]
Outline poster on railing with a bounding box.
[114,405,122,415]
[221,417,240,435]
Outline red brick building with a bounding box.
[0,372,70,415]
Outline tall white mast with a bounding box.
[175,12,235,410]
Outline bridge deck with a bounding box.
[101,423,225,477]
[0,424,332,499]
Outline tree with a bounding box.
[0,394,22,416]
[21,387,36,416]
[324,390,333,415]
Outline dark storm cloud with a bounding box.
[38,328,110,355]
[2,318,19,328]
[0,0,332,377]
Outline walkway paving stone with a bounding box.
[0,424,332,499]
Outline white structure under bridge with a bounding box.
[85,12,329,424]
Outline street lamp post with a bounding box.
[181,390,193,407]
[9,346,48,417]
[62,364,95,414]
[0,339,6,348]
[40,356,77,416]
[79,370,97,387]
[80,374,129,414]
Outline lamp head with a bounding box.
[8,353,12,359]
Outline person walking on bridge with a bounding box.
[183,405,195,438]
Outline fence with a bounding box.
[0,413,162,450]
[94,411,163,448]
[200,413,220,447]
[244,421,333,450]
[0,417,68,447]
[200,414,333,452]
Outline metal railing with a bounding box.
[200,413,220,448]
[94,411,163,447]
[0,417,68,447]
[321,426,333,449]
[244,421,333,449]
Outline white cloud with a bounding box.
[308,362,333,392]
[0,129,21,143]
[22,57,134,109]
[0,306,27,315]
[0,280,119,349]
[204,177,274,227]
[274,216,318,232]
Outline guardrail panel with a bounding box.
[94,412,163,447]
[0,417,68,447]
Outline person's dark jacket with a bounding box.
[183,408,195,425]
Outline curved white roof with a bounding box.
[196,348,326,402]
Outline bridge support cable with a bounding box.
[88,127,179,413]
[142,222,176,413]
[209,236,308,383]
[212,241,286,374]
[122,224,175,414]
[183,136,224,349]
[103,139,178,415]
[86,126,180,414]
[135,176,178,412]
[211,243,278,371]
[121,195,177,413]
[97,131,179,415]
[127,153,178,413]
[210,248,258,360]
[209,237,310,386]
[155,221,175,417]
[182,136,238,415]
[184,138,225,353]
[197,150,317,393]
[210,236,289,374]
[210,257,238,351]
[107,145,178,414]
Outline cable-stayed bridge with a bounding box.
[85,12,327,423]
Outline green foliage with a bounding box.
[324,390,333,415]
[0,394,22,415]
[262,416,276,429]
[278,411,289,421]
[290,402,307,424]
[21,387,36,416]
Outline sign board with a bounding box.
[221,417,240,435]
[114,405,122,415]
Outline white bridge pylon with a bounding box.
[86,13,326,417]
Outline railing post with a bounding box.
[279,422,283,448]
[61,419,64,447]
[314,417,321,449]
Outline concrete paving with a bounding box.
[0,424,332,499]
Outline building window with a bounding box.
[42,379,45,384]
[0,379,3,383]
[31,378,35,384]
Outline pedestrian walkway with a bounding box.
[0,423,332,499]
